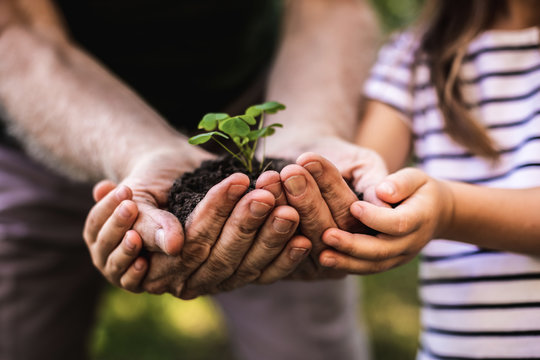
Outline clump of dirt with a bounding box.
[167,155,289,225]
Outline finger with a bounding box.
[131,202,184,255]
[319,248,410,274]
[180,173,250,272]
[256,170,287,206]
[280,164,336,256]
[104,230,143,285]
[350,200,420,236]
[84,185,133,246]
[256,235,312,284]
[185,189,275,295]
[93,199,138,268]
[375,167,427,205]
[297,152,364,232]
[363,185,391,208]
[322,227,409,261]
[120,257,148,293]
[93,180,117,202]
[218,205,299,290]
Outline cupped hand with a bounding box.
[83,180,148,292]
[137,170,307,299]
[319,167,454,274]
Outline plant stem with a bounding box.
[212,137,248,169]
[255,112,265,171]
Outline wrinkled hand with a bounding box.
[277,151,384,280]
[320,167,454,274]
[84,169,310,298]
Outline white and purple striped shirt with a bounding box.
[365,27,540,359]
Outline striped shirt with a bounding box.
[364,27,540,359]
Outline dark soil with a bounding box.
[167,155,290,225]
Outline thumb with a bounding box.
[375,167,427,205]
[133,202,184,256]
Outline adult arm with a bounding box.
[0,0,304,297]
[0,0,214,255]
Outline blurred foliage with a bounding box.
[90,1,424,359]
[369,0,424,33]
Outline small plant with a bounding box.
[188,101,285,172]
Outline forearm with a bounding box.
[440,181,540,255]
[0,7,209,182]
[266,0,379,154]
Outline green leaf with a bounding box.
[245,106,262,118]
[188,131,228,145]
[254,101,286,114]
[219,117,250,137]
[239,115,256,125]
[247,124,281,140]
[198,113,229,131]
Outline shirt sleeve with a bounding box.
[364,31,420,125]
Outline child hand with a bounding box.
[319,168,454,274]
[84,181,148,292]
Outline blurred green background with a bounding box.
[90,1,424,359]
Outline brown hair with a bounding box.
[416,0,507,159]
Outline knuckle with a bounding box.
[106,258,122,276]
[234,267,261,283]
[182,242,212,267]
[260,236,286,251]
[373,245,391,261]
[205,254,235,278]
[396,214,411,235]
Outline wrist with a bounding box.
[434,179,456,240]
[113,138,214,182]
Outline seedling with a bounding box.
[188,101,285,172]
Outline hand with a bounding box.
[168,170,309,299]
[84,171,310,298]
[278,152,382,280]
[84,180,148,292]
[268,136,389,204]
[319,167,454,274]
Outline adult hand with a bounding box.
[276,151,373,279]
[84,168,309,298]
[149,170,308,299]
[319,167,454,274]
[84,180,148,292]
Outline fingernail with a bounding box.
[322,256,337,268]
[284,175,306,196]
[273,217,294,233]
[351,202,363,216]
[124,233,136,251]
[155,228,165,250]
[304,161,323,178]
[115,185,130,201]
[134,258,145,271]
[118,202,132,219]
[263,182,283,200]
[379,181,395,196]
[250,201,272,217]
[228,184,247,200]
[289,247,308,261]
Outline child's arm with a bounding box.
[321,167,540,273]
